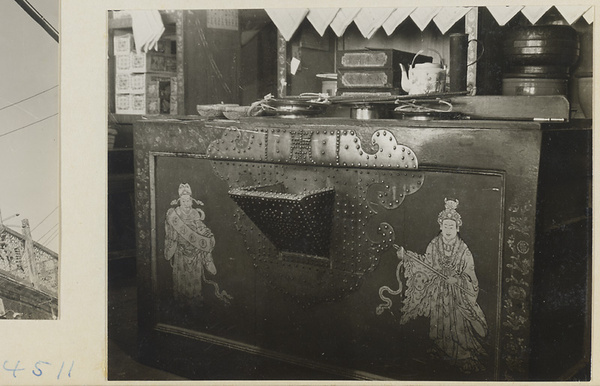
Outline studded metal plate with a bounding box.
[229,185,335,257]
[207,126,418,169]
[212,158,425,304]
[206,124,422,303]
[339,129,418,169]
[206,125,267,161]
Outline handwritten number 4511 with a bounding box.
[3,360,74,379]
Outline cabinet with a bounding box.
[108,10,244,276]
[108,10,242,119]
[108,11,182,118]
[132,117,590,381]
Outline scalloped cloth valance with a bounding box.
[266,6,594,41]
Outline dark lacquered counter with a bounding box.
[131,116,591,381]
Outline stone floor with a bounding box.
[108,276,185,381]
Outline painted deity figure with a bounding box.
[398,198,487,372]
[165,183,231,306]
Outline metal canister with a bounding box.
[502,77,568,96]
[503,25,580,68]
[350,105,390,120]
[449,33,468,92]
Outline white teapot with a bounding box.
[399,49,447,95]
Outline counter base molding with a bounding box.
[133,118,590,381]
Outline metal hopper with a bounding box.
[229,184,335,257]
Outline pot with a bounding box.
[265,99,328,118]
[504,25,580,67]
[350,105,390,120]
[506,65,570,79]
[502,77,567,96]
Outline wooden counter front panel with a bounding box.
[133,118,558,380]
[150,151,504,380]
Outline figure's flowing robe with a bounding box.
[401,235,487,362]
[164,207,215,305]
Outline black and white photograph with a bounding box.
[105,5,593,382]
[0,0,59,320]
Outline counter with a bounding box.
[133,116,591,381]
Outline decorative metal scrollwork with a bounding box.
[209,125,423,304]
[339,129,418,169]
[208,126,419,170]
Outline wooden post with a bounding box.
[465,7,479,95]
[21,219,38,287]
[277,31,287,98]
[175,11,185,115]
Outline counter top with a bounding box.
[134,115,592,131]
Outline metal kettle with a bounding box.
[400,49,447,95]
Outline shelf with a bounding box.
[108,248,136,262]
[109,113,146,125]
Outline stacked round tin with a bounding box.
[502,24,579,96]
